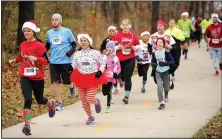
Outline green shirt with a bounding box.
[177,19,194,38]
[166,26,185,41]
[200,19,211,30]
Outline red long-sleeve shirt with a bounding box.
[205,23,222,48]
[16,40,48,80]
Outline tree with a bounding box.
[151,1,160,34]
[17,1,35,47]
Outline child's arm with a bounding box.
[116,57,121,75]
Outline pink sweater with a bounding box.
[102,55,121,83]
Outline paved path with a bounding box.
[2,41,221,138]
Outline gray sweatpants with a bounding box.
[155,70,170,103]
[209,47,222,68]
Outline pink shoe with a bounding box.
[141,87,145,93]
[214,71,219,76]
[120,82,125,88]
[113,90,119,95]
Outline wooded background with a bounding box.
[1,1,222,129]
[2,1,222,63]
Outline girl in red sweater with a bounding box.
[9,20,56,136]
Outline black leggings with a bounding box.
[120,58,135,91]
[20,77,48,109]
[137,63,150,81]
[170,48,181,76]
[102,82,113,107]
[195,31,202,44]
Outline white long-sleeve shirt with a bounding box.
[72,48,106,74]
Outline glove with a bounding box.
[95,71,102,78]
[113,73,118,79]
[66,52,72,57]
[151,63,157,68]
[159,61,170,67]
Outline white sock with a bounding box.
[161,101,165,104]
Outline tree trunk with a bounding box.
[151,1,159,34]
[113,2,120,25]
[17,1,34,47]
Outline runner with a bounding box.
[200,15,212,51]
[136,30,151,93]
[177,11,195,60]
[205,13,222,76]
[8,20,56,136]
[70,32,108,124]
[166,18,185,81]
[151,38,175,110]
[101,41,121,113]
[190,16,197,47]
[112,19,140,104]
[45,13,77,111]
[100,25,123,95]
[194,15,202,48]
[148,20,176,83]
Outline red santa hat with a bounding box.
[211,13,222,23]
[140,30,150,37]
[22,20,40,33]
[181,11,189,17]
[77,32,93,46]
[156,20,166,28]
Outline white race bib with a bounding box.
[24,67,37,76]
[212,39,219,44]
[183,31,188,35]
[122,48,131,55]
[52,37,61,45]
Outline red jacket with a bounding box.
[16,40,48,80]
[112,31,140,61]
[205,23,222,48]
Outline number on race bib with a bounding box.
[212,39,219,44]
[52,37,61,45]
[24,67,37,76]
[122,48,131,55]
[183,31,188,35]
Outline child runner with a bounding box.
[70,33,108,125]
[148,20,176,91]
[112,19,140,104]
[102,41,121,113]
[205,13,222,76]
[151,38,175,110]
[136,30,151,93]
[8,20,56,136]
[100,25,123,95]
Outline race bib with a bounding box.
[183,31,188,35]
[212,39,219,44]
[24,67,37,76]
[122,48,131,55]
[143,53,149,59]
[52,37,61,45]
[156,56,164,62]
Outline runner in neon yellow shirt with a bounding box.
[166,18,185,81]
[200,15,211,51]
[177,11,194,60]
